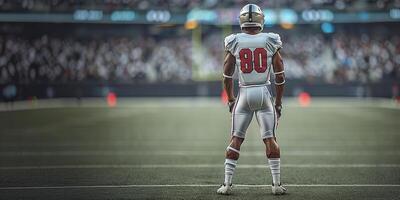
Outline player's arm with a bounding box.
[223,51,236,112]
[272,50,285,118]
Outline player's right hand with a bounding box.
[275,104,282,119]
[228,100,236,113]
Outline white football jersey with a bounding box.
[224,32,282,87]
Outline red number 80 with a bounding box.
[239,48,267,73]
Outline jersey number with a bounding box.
[239,48,267,73]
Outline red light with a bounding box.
[107,92,117,107]
[298,92,311,107]
[221,90,228,104]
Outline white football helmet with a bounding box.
[239,4,265,31]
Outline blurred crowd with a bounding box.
[283,33,400,84]
[0,30,399,84]
[331,33,400,83]
[0,0,399,11]
[0,36,192,83]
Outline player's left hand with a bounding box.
[228,99,236,113]
[275,104,282,119]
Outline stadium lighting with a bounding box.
[321,22,335,33]
[279,9,298,24]
[111,11,136,21]
[358,12,370,21]
[302,9,334,22]
[185,20,198,30]
[146,10,171,23]
[280,23,295,29]
[186,9,217,23]
[390,9,400,19]
[263,9,278,26]
[73,10,103,21]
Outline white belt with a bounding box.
[239,82,271,88]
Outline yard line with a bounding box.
[0,184,399,190]
[1,140,398,147]
[1,97,399,112]
[1,164,400,170]
[1,150,400,156]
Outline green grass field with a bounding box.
[0,98,399,199]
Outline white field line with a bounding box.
[1,164,400,170]
[0,184,400,190]
[0,97,399,112]
[0,141,399,147]
[1,150,400,156]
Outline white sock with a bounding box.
[224,159,237,185]
[268,158,281,185]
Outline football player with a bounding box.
[217,4,286,195]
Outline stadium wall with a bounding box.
[0,80,397,101]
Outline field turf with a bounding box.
[0,98,399,200]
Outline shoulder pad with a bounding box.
[224,34,237,53]
[267,32,282,51]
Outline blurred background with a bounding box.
[0,0,399,102]
[1,2,400,199]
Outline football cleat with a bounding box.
[271,183,287,195]
[217,183,233,195]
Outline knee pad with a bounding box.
[226,146,240,154]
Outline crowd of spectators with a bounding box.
[0,35,192,83]
[0,28,399,85]
[331,33,400,83]
[283,33,400,84]
[0,0,398,12]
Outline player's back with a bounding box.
[224,32,282,87]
